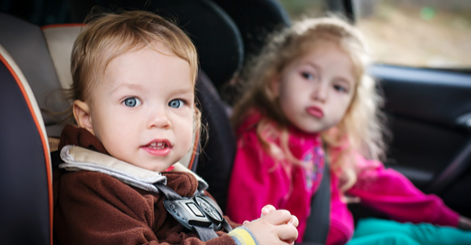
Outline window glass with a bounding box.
[278,0,471,69]
[277,0,326,19]
[353,0,471,68]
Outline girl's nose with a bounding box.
[312,82,328,102]
[147,108,171,129]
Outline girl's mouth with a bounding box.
[141,139,172,156]
[306,106,324,119]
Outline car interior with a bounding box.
[1,0,471,245]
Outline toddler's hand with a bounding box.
[259,205,298,229]
[243,206,299,245]
[261,204,277,217]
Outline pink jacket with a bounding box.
[226,112,459,245]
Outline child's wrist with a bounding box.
[228,226,259,245]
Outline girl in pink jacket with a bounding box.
[226,17,471,245]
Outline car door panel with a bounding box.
[369,64,471,217]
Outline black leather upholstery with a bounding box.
[212,0,291,65]
[0,51,52,245]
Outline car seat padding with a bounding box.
[0,13,69,137]
[0,44,53,245]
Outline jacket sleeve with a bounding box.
[54,171,238,245]
[346,152,460,227]
[226,130,291,223]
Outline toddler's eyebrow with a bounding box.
[303,61,320,70]
[110,83,144,94]
[172,87,193,95]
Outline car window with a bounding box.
[278,0,471,69]
[278,0,326,17]
[354,0,471,69]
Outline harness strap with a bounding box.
[303,154,331,244]
[153,182,182,201]
[194,226,219,241]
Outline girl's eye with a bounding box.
[168,99,184,108]
[302,72,314,80]
[123,97,142,107]
[302,71,318,81]
[333,84,348,93]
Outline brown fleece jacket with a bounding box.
[53,125,239,245]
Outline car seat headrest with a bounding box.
[68,0,244,89]
[0,43,53,245]
[42,24,84,90]
[212,0,291,63]
[0,13,70,137]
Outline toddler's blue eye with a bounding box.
[169,99,184,108]
[123,97,142,107]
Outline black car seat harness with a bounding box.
[303,152,331,245]
[52,148,231,242]
[154,182,232,241]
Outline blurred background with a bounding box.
[279,0,471,69]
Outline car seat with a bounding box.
[0,3,243,244]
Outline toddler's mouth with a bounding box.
[306,106,324,119]
[142,139,172,156]
[148,141,168,149]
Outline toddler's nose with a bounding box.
[312,83,328,102]
[147,108,171,129]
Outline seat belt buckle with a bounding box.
[163,194,224,231]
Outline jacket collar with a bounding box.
[59,145,208,194]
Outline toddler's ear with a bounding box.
[73,100,95,135]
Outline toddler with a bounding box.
[53,10,299,245]
[226,17,471,245]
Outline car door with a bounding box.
[352,0,471,218]
[371,64,471,218]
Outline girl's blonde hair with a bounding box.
[65,10,201,129]
[232,17,387,192]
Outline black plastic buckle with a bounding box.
[163,194,224,231]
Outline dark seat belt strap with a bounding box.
[303,154,331,244]
[194,226,219,241]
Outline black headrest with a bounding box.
[67,0,244,88]
[212,0,291,63]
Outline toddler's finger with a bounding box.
[275,223,298,243]
[261,209,292,225]
[261,204,276,217]
[288,215,299,228]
